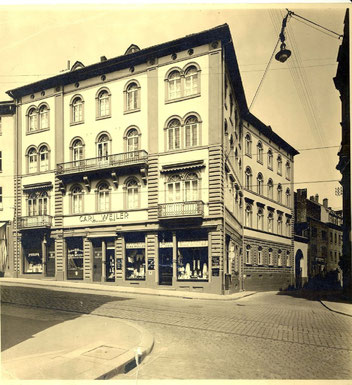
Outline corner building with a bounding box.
[8,24,296,294]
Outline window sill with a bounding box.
[165,93,200,104]
[70,121,84,127]
[124,108,141,115]
[96,115,111,121]
[26,128,50,136]
[245,153,252,158]
[268,166,273,171]
[257,160,263,165]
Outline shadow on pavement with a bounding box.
[1,285,132,351]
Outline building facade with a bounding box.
[7,24,296,294]
[334,9,351,298]
[0,101,16,276]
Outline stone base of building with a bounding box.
[243,271,293,291]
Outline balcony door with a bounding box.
[97,134,109,166]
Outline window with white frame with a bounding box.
[126,178,139,209]
[267,148,273,169]
[268,248,273,265]
[268,211,274,233]
[97,182,110,212]
[277,155,282,175]
[184,66,198,96]
[285,161,291,180]
[277,215,283,235]
[245,167,252,190]
[286,188,291,206]
[286,251,291,267]
[257,141,263,163]
[39,105,49,130]
[72,96,84,123]
[267,178,273,199]
[71,185,83,214]
[166,172,199,203]
[28,147,38,173]
[286,217,291,236]
[257,173,263,195]
[39,145,49,172]
[245,244,251,264]
[184,116,198,148]
[28,107,38,132]
[245,204,252,227]
[184,173,199,201]
[168,70,182,99]
[126,82,139,111]
[257,208,264,230]
[97,134,110,160]
[28,191,49,216]
[72,138,84,163]
[257,246,263,265]
[277,183,282,204]
[245,133,252,156]
[167,119,181,150]
[126,128,139,153]
[97,89,111,117]
[277,250,282,266]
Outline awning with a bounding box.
[160,160,205,173]
[23,182,53,193]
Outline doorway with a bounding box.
[159,249,173,285]
[106,247,115,282]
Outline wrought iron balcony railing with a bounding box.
[158,201,204,219]
[56,150,148,176]
[19,215,52,229]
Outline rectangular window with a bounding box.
[126,245,146,280]
[177,246,208,281]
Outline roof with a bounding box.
[0,101,15,115]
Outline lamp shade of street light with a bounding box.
[275,43,292,63]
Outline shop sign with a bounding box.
[178,240,208,248]
[28,253,40,257]
[212,256,220,267]
[79,212,129,223]
[148,258,155,270]
[68,248,83,258]
[116,258,123,270]
[126,242,145,249]
[159,242,173,248]
[212,268,220,277]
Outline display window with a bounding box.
[67,238,83,280]
[24,252,42,273]
[125,233,146,280]
[177,245,208,281]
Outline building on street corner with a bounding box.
[5,24,298,294]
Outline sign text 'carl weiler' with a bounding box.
[79,212,129,223]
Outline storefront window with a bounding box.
[24,252,42,273]
[67,238,83,280]
[125,234,146,280]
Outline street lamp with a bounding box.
[275,12,291,63]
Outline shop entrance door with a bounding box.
[106,248,115,282]
[93,249,102,282]
[159,249,173,285]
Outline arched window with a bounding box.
[185,116,199,147]
[277,183,282,204]
[184,172,199,201]
[166,173,199,203]
[286,217,291,236]
[97,133,110,160]
[72,96,83,123]
[97,182,110,212]
[71,185,83,214]
[257,246,263,265]
[28,147,38,173]
[126,178,139,209]
[167,174,182,202]
[28,191,49,216]
[257,208,264,230]
[267,149,273,169]
[268,248,273,265]
[277,215,283,235]
[267,178,273,199]
[286,188,291,206]
[245,244,251,264]
[257,141,263,163]
[27,192,37,216]
[168,70,181,99]
[245,133,252,156]
[286,251,291,267]
[39,145,49,172]
[28,108,38,132]
[97,89,110,117]
[126,82,139,111]
[224,119,228,136]
[257,173,263,195]
[277,155,282,175]
[286,161,291,180]
[277,249,282,266]
[167,119,181,150]
[245,167,252,190]
[38,192,48,215]
[184,66,198,96]
[72,138,84,163]
[245,204,252,227]
[39,105,49,130]
[268,212,274,233]
[126,128,139,152]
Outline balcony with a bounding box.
[158,201,204,220]
[56,150,148,177]
[19,215,52,229]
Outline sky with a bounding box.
[0,4,347,210]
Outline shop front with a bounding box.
[66,237,84,280]
[91,237,115,282]
[125,233,146,281]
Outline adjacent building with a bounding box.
[6,24,297,294]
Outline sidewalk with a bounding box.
[0,277,256,301]
[320,299,352,317]
[2,312,154,380]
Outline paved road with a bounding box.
[1,285,351,379]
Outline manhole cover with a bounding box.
[83,345,127,360]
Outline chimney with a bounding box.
[100,56,107,62]
[310,196,315,201]
[67,60,71,70]
[315,194,319,203]
[323,198,328,208]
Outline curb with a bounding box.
[320,300,352,318]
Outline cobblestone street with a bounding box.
[2,285,352,379]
